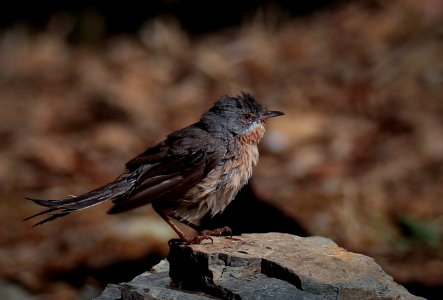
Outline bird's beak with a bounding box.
[260,110,285,121]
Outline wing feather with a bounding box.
[108,125,225,214]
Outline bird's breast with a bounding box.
[205,139,259,217]
[170,128,263,223]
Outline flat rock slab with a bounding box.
[96,232,424,300]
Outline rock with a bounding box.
[95,260,209,300]
[0,278,34,300]
[96,233,424,300]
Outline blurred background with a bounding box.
[1,0,442,299]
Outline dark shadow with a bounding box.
[1,1,345,35]
[402,282,443,300]
[201,184,307,237]
[47,252,162,289]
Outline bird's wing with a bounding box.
[108,125,226,214]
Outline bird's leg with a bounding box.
[154,208,212,244]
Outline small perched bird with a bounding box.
[25,93,284,244]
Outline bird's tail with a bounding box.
[24,175,137,226]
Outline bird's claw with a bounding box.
[174,226,232,245]
[201,226,232,238]
[183,235,213,245]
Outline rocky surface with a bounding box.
[96,233,423,300]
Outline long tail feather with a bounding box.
[25,175,137,226]
[23,207,59,221]
[30,210,74,227]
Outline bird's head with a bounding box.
[201,92,284,143]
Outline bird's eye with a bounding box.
[241,112,254,124]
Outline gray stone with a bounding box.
[96,233,424,300]
[0,279,34,300]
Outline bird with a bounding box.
[25,92,284,244]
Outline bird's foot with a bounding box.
[182,226,232,244]
[169,226,232,245]
[201,226,232,238]
[169,235,213,245]
[183,234,213,245]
